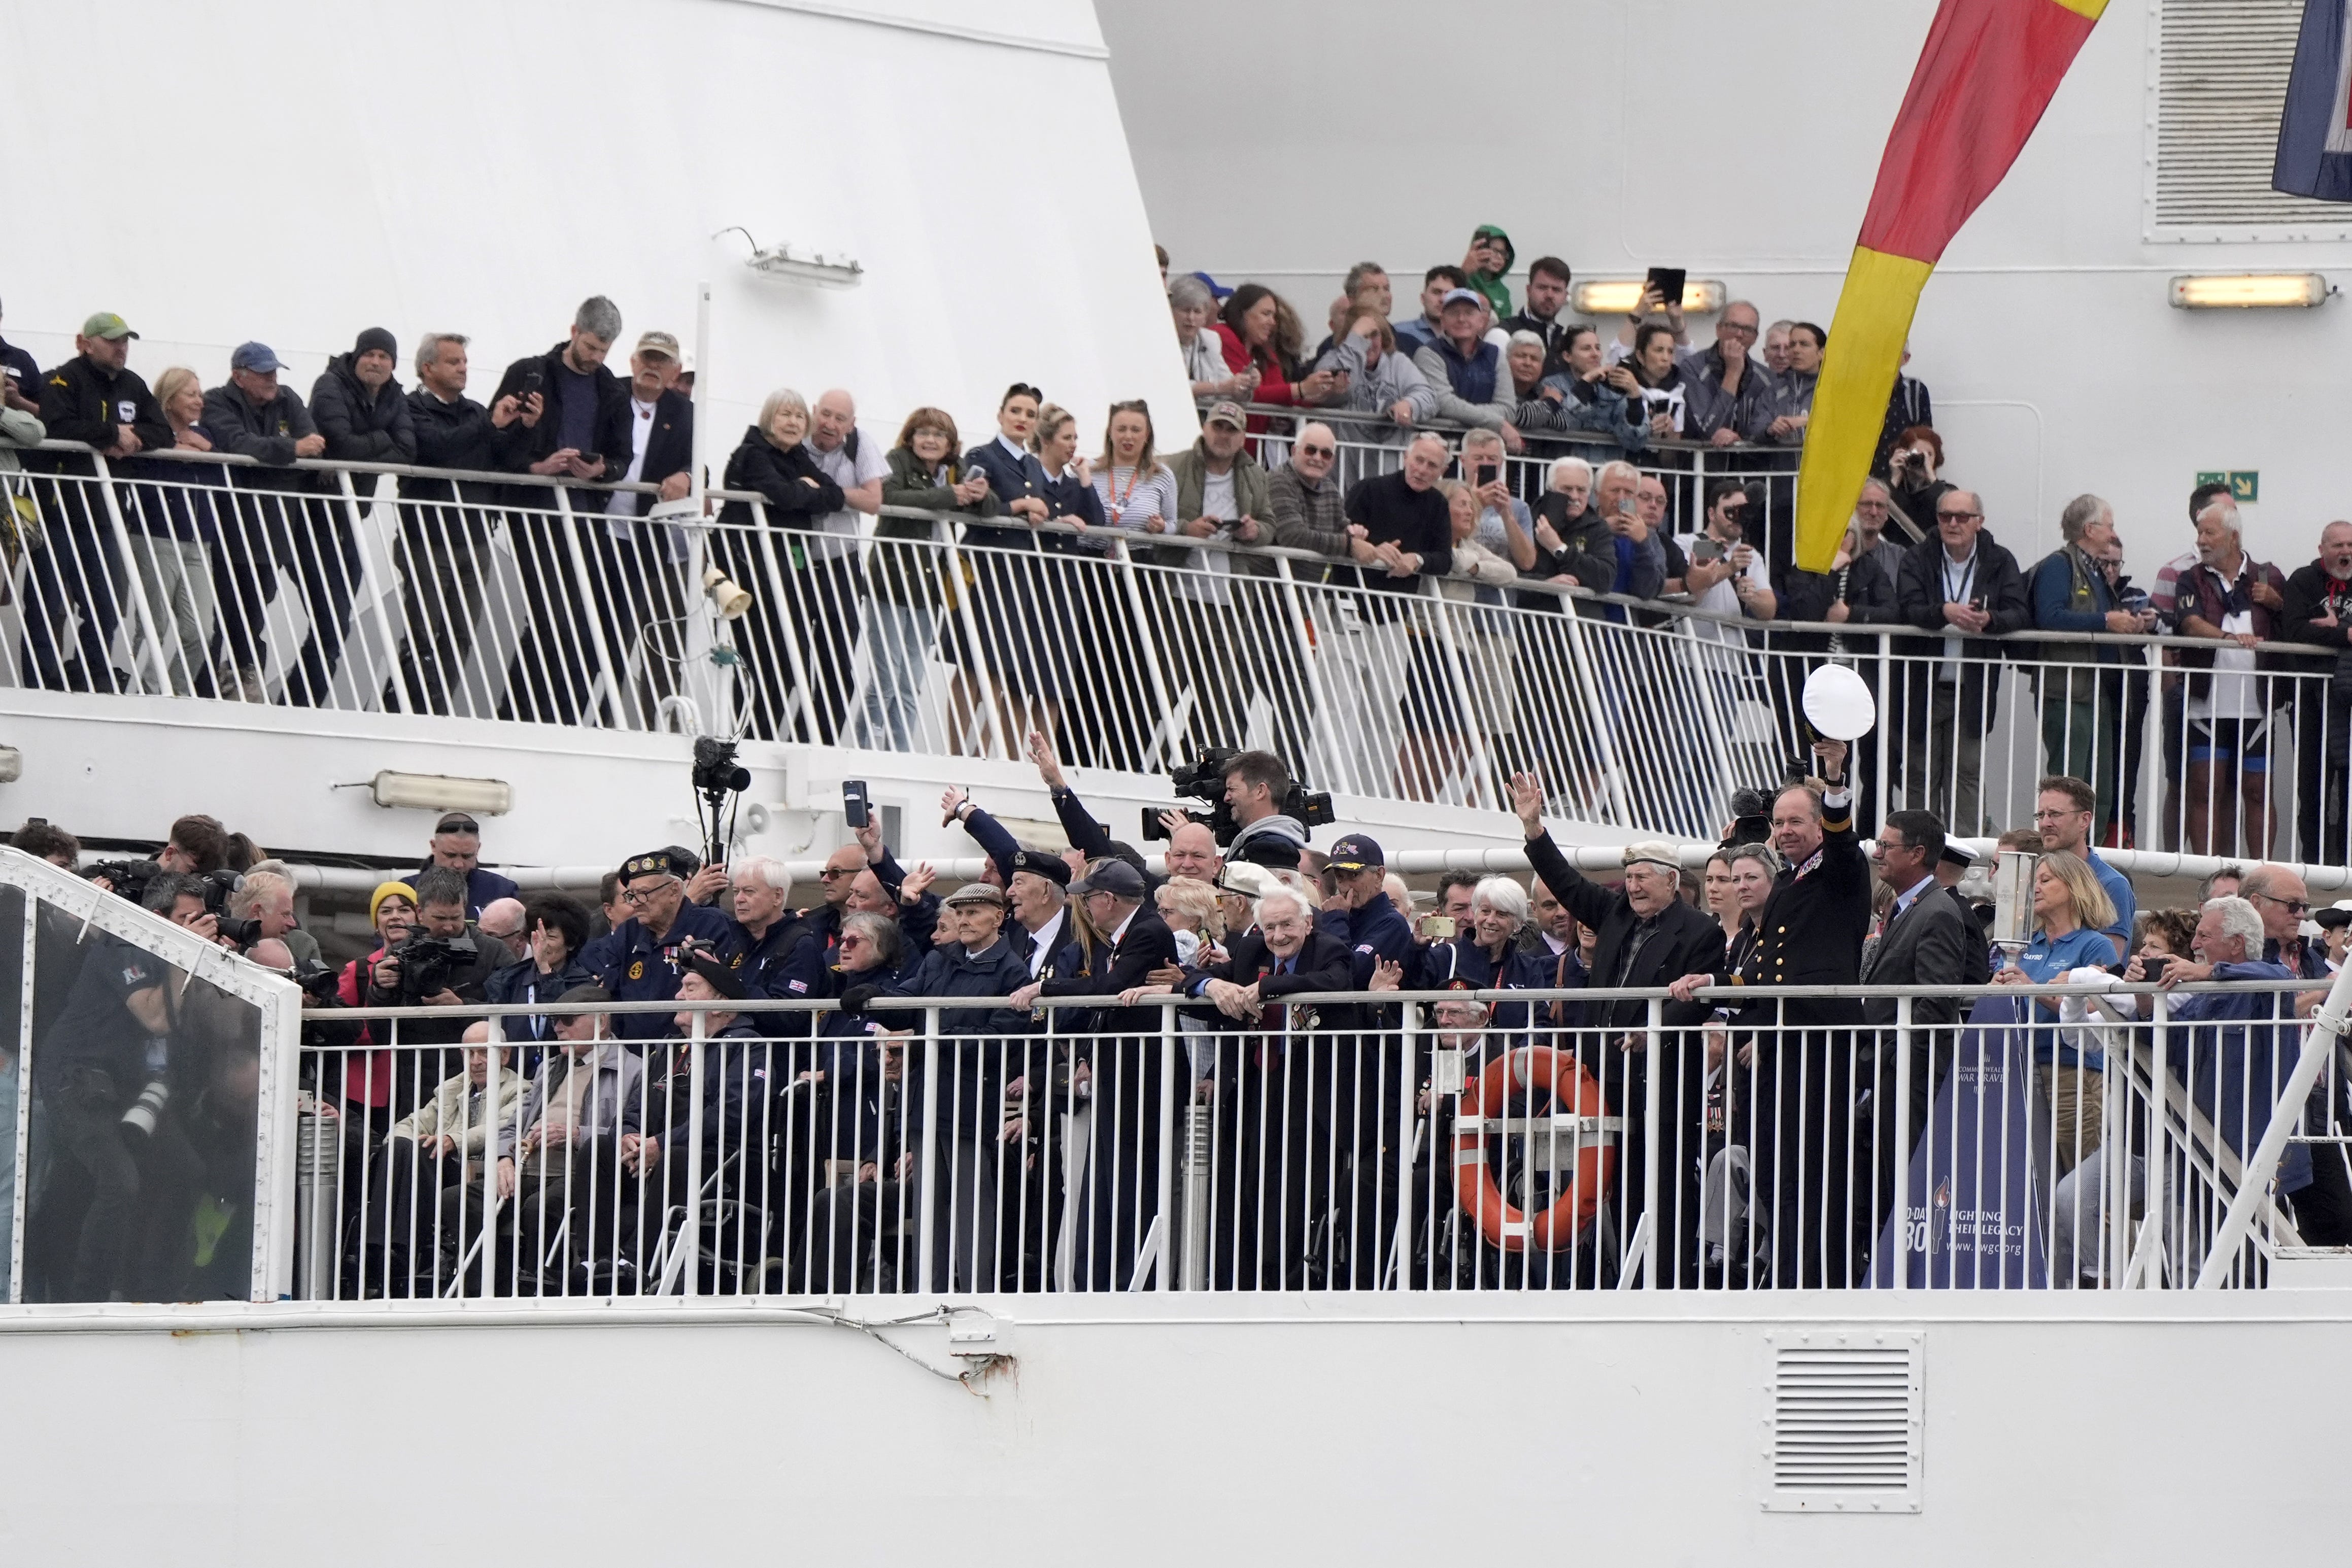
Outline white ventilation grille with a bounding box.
[1760,1331,1923,1513]
[2151,0,2352,235]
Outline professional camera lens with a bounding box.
[120,1079,171,1138]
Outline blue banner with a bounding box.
[2274,0,2352,202]
[1872,993,2048,1289]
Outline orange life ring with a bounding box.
[1452,1045,1616,1252]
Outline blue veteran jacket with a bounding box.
[581,902,741,1041]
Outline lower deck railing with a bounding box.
[25,976,2334,1307]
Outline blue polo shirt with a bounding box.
[2084,847,2133,959]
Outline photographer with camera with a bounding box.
[581,849,740,1042]
[365,868,504,1046]
[26,873,221,1300]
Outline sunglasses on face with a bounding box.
[1297,442,1335,458]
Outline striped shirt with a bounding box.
[1094,464,1179,533]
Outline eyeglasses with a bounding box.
[1717,322,1758,338]
[818,866,858,880]
[621,879,678,905]
[838,934,868,949]
[2030,808,2082,822]
[1297,442,1336,458]
[2253,892,2311,914]
[1937,509,1983,522]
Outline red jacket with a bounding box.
[1214,323,1300,432]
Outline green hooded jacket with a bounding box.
[1467,223,1516,316]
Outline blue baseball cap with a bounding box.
[1327,835,1384,872]
[230,341,287,374]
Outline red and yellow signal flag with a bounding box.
[1793,0,2107,571]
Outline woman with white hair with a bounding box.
[1416,873,1555,1031]
[717,389,848,737]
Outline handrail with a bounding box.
[1201,396,1790,457]
[309,973,2326,1023]
[37,436,2331,658]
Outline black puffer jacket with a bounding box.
[310,354,417,463]
[718,426,843,527]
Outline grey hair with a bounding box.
[1506,330,1547,352]
[1342,260,1387,296]
[2196,497,2242,537]
[731,856,791,891]
[757,387,810,439]
[1858,475,1893,503]
[572,295,623,342]
[841,910,903,970]
[2204,894,2265,954]
[2059,493,2110,546]
[414,331,468,377]
[1168,274,1213,312]
[1472,875,1529,928]
[1728,841,1784,877]
[1549,456,1593,487]
[1407,430,1450,458]
[1257,885,1310,925]
[1597,458,1641,489]
[229,869,291,917]
[1460,427,1505,456]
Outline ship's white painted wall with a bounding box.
[1097,0,2352,575]
[1,1294,2347,1563]
[0,0,1192,461]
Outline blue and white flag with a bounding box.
[2274,0,2352,201]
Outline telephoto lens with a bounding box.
[120,1079,172,1138]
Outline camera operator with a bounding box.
[581,849,740,1042]
[1218,749,1309,870]
[365,867,504,1047]
[27,873,220,1300]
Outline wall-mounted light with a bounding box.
[363,770,513,814]
[0,745,21,783]
[2169,272,2330,309]
[715,227,863,289]
[1573,278,1728,316]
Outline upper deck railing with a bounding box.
[2,436,2341,863]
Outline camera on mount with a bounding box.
[1140,747,1336,848]
[691,736,752,869]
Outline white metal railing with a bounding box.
[3,439,2341,860]
[138,968,2346,1305]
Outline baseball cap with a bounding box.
[1008,848,1071,888]
[1204,401,1247,430]
[943,881,1007,909]
[1214,862,1277,900]
[230,341,286,373]
[1326,835,1384,872]
[1070,860,1147,900]
[83,312,138,342]
[1439,288,1485,311]
[635,330,681,362]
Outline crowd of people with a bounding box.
[8,266,2351,865]
[11,722,2348,1301]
